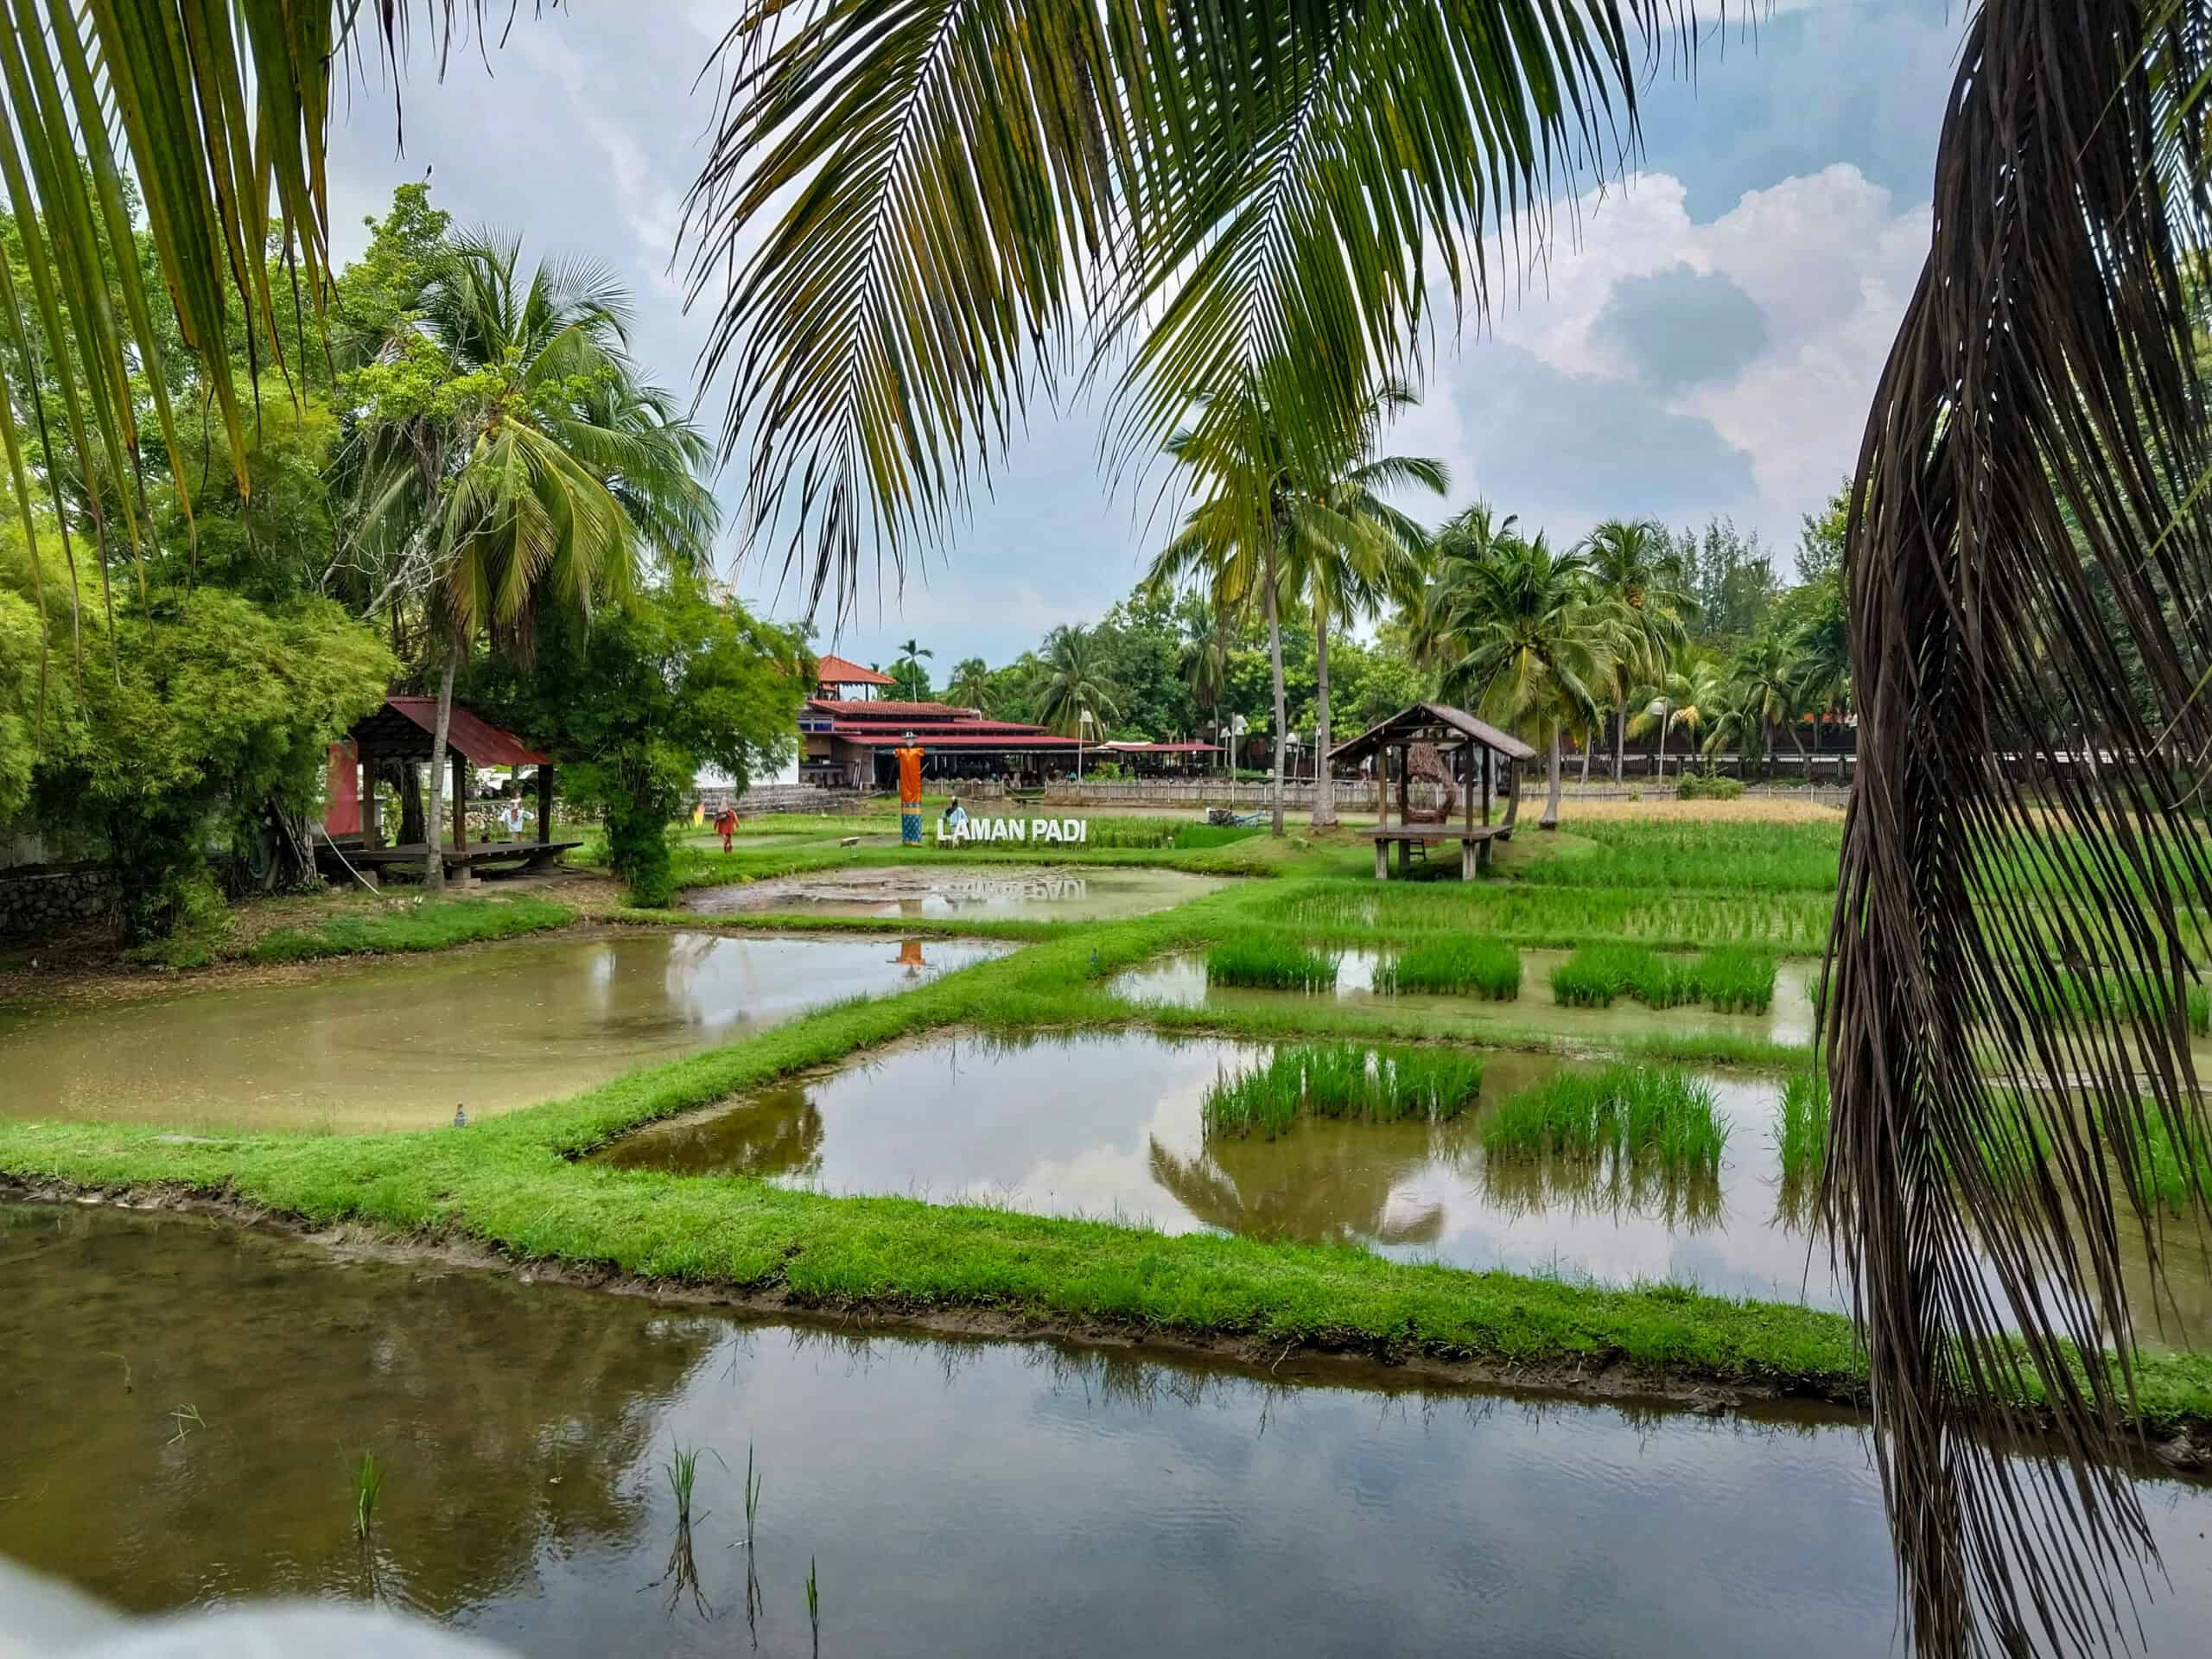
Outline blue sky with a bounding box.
[323,1,1961,671]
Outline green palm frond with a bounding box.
[683,0,1673,619]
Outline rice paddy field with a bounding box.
[7,797,2212,1654]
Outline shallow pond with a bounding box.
[683,861,1228,921]
[0,932,1005,1134]
[5,1203,2206,1656]
[593,1028,2212,1332]
[1114,946,1821,1047]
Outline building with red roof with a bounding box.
[798,696,1084,788]
[812,653,897,699]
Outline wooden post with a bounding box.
[1375,837,1389,880]
[1481,746,1493,826]
[451,753,468,849]
[1395,741,1410,824]
[359,744,380,849]
[537,764,554,843]
[1463,743,1474,831]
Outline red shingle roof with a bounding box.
[824,719,1050,737]
[814,654,896,687]
[380,697,548,767]
[808,698,974,719]
[839,731,1083,748]
[1101,741,1223,753]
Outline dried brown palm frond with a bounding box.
[1832,1,2212,1654]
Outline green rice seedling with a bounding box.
[806,1556,821,1656]
[166,1403,205,1445]
[1548,943,1687,1007]
[1205,936,1339,991]
[352,1452,383,1540]
[742,1442,763,1542]
[1375,937,1521,1000]
[1203,1042,1485,1139]
[664,1440,725,1529]
[1775,1068,1830,1183]
[1481,1065,1727,1173]
[2107,1107,2212,1215]
[1692,947,1778,1014]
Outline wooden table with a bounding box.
[1371,825,1510,880]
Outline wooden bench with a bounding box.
[1371,824,1511,881]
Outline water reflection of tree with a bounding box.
[1147,1134,1447,1248]
[1477,1153,1724,1232]
[599,1087,826,1180]
[0,1207,724,1621]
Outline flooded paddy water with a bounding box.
[6,1202,2208,1657]
[0,932,1005,1133]
[1116,945,1821,1047]
[594,1027,2212,1334]
[683,861,1228,921]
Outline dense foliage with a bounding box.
[467,575,804,906]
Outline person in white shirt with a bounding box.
[943,797,969,838]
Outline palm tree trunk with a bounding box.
[423,646,457,892]
[1579,727,1591,785]
[1312,603,1335,828]
[1656,722,1669,783]
[1262,543,1287,837]
[1613,703,1626,783]
[1541,728,1563,829]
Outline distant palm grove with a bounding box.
[888,475,1851,829]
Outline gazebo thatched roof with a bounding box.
[1329,701,1535,766]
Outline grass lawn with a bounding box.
[9,798,2208,1436]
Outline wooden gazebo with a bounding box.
[1329,702,1537,880]
[325,697,578,883]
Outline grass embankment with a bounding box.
[1202,1041,1485,1138]
[249,895,575,963]
[13,805,2211,1433]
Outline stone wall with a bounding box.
[0,862,120,938]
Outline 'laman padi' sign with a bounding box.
[938,817,1089,846]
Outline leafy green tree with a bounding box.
[10,569,391,938]
[1665,517,1780,645]
[1580,518,1691,782]
[1796,476,1851,584]
[944,656,993,713]
[1420,517,1617,829]
[467,573,804,906]
[1029,624,1121,777]
[346,231,716,889]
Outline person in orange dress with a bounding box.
[715,805,740,853]
[893,734,926,845]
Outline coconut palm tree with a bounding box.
[23,5,2212,1648]
[1176,611,1231,764]
[1580,518,1693,783]
[944,657,993,715]
[348,231,715,887]
[1420,520,1617,830]
[1626,652,1710,782]
[1725,631,1811,775]
[891,638,934,702]
[1029,624,1120,779]
[1289,387,1444,826]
